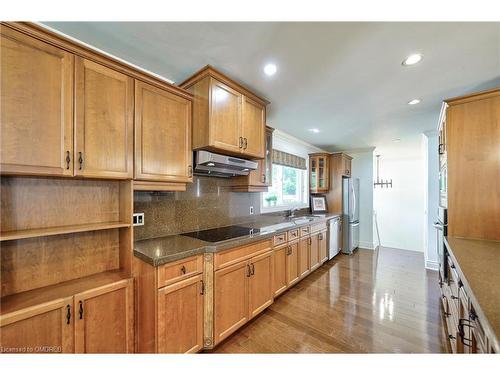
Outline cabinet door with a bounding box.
[273,245,288,296]
[157,274,203,353]
[0,26,73,176]
[318,156,329,191]
[286,241,300,286]
[310,157,318,191]
[135,81,192,182]
[0,297,74,353]
[214,260,249,345]
[209,78,242,154]
[343,156,352,177]
[310,234,320,271]
[264,128,273,186]
[74,58,133,178]
[319,230,328,263]
[241,96,265,158]
[249,251,273,318]
[74,278,134,353]
[298,237,310,278]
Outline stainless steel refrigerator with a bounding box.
[342,177,360,254]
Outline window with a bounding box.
[261,164,308,212]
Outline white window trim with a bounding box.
[260,129,326,214]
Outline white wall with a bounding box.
[423,132,440,269]
[373,137,426,252]
[349,150,375,249]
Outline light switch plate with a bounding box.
[133,213,144,226]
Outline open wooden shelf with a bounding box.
[0,269,130,318]
[0,222,131,242]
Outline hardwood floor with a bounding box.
[211,247,449,353]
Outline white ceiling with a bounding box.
[43,22,500,151]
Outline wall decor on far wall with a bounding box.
[310,195,328,214]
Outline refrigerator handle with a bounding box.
[352,182,356,221]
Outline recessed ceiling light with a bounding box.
[263,63,277,76]
[402,53,423,66]
[308,128,320,133]
[393,138,401,142]
[408,99,421,105]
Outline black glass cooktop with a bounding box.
[181,225,260,243]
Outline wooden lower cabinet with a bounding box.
[0,297,74,353]
[310,233,320,271]
[273,244,288,297]
[74,278,134,353]
[157,274,203,353]
[298,237,310,279]
[248,251,273,318]
[214,260,249,345]
[286,241,300,286]
[319,230,328,263]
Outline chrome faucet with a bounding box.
[285,207,300,218]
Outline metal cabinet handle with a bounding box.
[262,174,266,183]
[438,144,444,155]
[243,138,248,149]
[65,151,71,170]
[251,263,255,275]
[181,265,186,274]
[308,237,312,245]
[246,264,251,277]
[79,301,84,319]
[451,295,459,300]
[319,233,323,240]
[448,334,456,340]
[239,137,243,149]
[188,165,193,177]
[78,152,84,170]
[66,304,71,324]
[200,280,205,295]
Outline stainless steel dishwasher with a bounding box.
[328,216,341,260]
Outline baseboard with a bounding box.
[359,241,376,250]
[425,260,439,271]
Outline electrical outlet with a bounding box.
[133,213,144,226]
[249,206,254,215]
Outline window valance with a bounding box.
[272,149,307,170]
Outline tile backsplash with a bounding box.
[134,176,262,240]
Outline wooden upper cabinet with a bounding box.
[0,25,73,177]
[0,297,74,353]
[157,274,203,353]
[134,80,192,183]
[248,251,273,318]
[74,279,134,353]
[210,79,242,154]
[180,65,268,159]
[309,153,330,193]
[241,96,265,158]
[74,58,133,179]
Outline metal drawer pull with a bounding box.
[181,265,186,274]
[200,280,205,295]
[79,301,84,319]
[448,334,456,340]
[246,264,251,277]
[65,151,71,169]
[78,152,84,170]
[66,304,71,324]
[251,263,255,275]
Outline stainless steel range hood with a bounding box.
[194,150,258,178]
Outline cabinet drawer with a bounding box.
[157,255,203,288]
[288,229,299,241]
[300,226,310,237]
[215,239,272,270]
[310,222,327,233]
[273,232,287,246]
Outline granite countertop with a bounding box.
[444,236,500,352]
[134,213,341,266]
